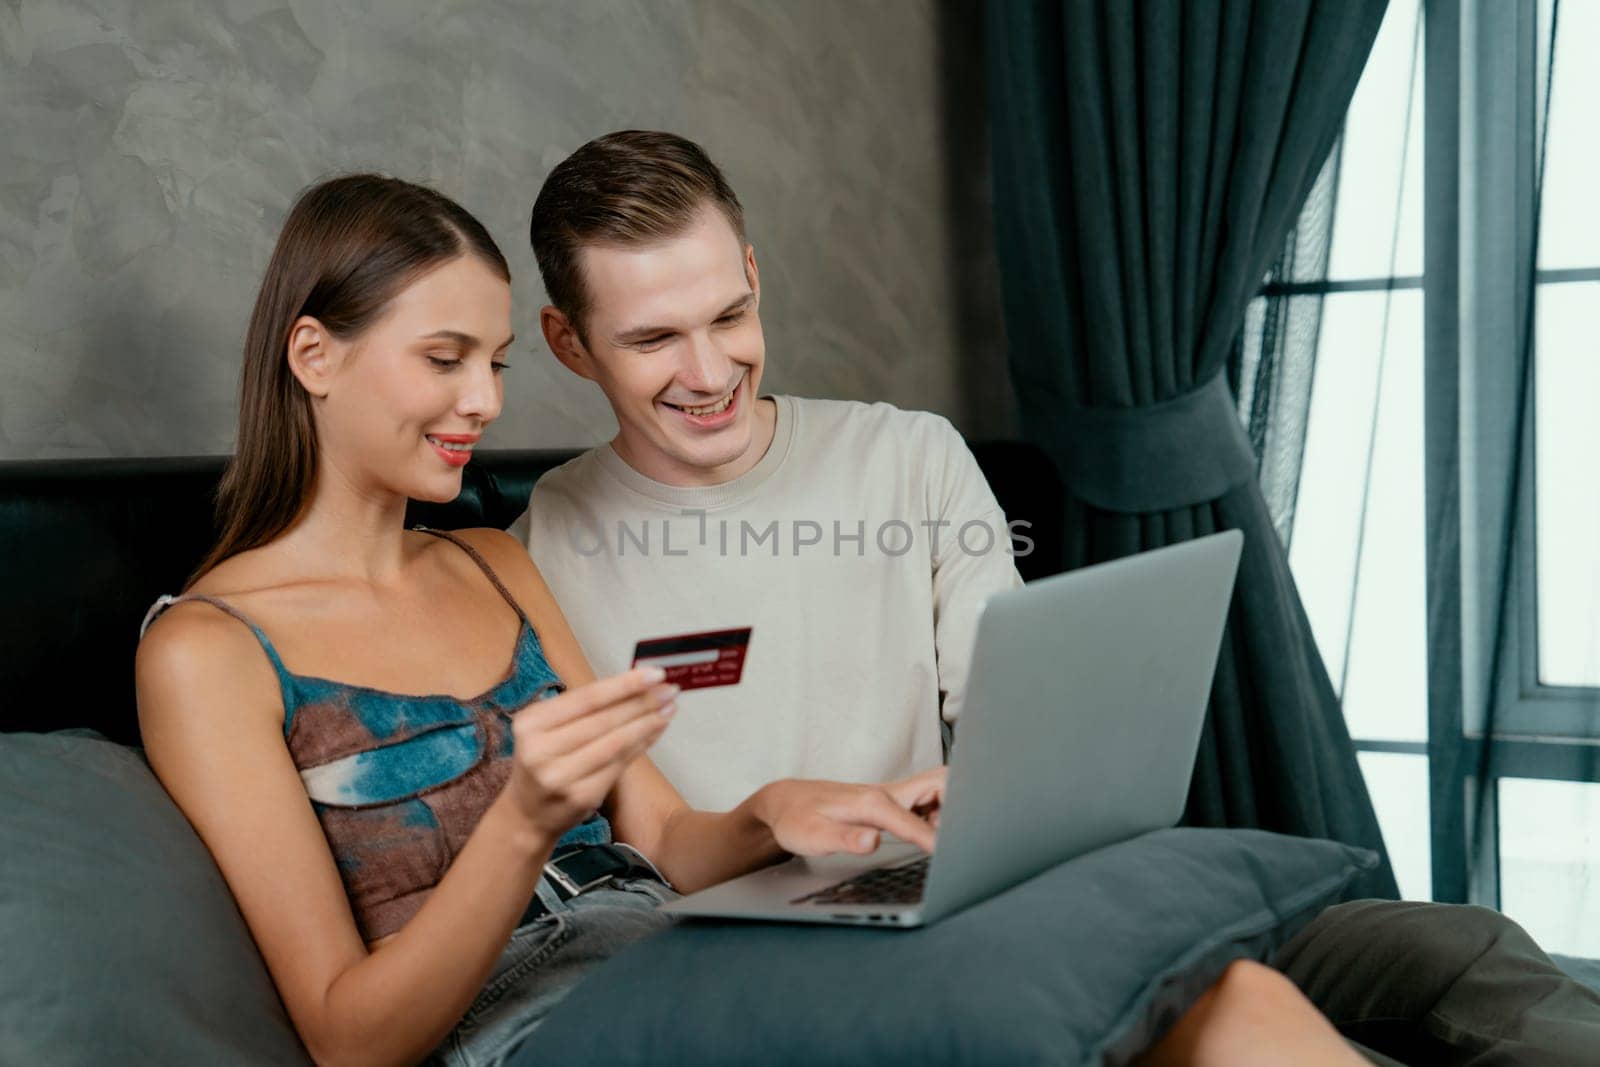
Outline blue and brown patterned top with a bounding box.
[141,528,611,942]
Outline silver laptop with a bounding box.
[659,529,1243,929]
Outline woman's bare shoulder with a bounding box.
[137,553,290,732]
[444,525,529,563]
[439,526,551,588]
[140,594,253,664]
[138,601,278,706]
[438,526,567,625]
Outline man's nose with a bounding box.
[677,330,732,394]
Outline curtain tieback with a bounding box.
[1051,372,1257,514]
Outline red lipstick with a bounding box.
[426,433,479,467]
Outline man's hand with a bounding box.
[885,766,947,830]
[750,778,940,856]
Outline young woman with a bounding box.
[135,175,1365,1067]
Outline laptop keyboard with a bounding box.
[792,856,930,906]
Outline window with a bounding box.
[1489,0,1600,953]
[1250,0,1600,950]
[1531,0,1600,694]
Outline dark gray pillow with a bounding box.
[517,828,1378,1067]
[0,731,310,1065]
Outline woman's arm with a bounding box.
[462,529,942,894]
[137,602,670,1067]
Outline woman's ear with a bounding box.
[540,305,598,382]
[285,316,335,398]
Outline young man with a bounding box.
[520,130,1021,813]
[520,130,1600,1066]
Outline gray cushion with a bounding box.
[517,828,1379,1067]
[0,731,310,1065]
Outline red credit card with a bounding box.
[631,627,752,690]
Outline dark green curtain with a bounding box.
[986,0,1398,898]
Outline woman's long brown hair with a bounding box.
[189,175,510,585]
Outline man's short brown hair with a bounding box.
[529,130,746,340]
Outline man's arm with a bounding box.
[922,416,1026,731]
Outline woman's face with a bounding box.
[314,254,514,504]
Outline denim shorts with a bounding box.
[424,861,680,1066]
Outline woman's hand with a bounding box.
[501,667,679,841]
[750,772,946,858]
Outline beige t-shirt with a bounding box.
[522,395,1024,811]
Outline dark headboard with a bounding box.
[0,443,1063,745]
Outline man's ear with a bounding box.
[540,305,598,382]
[285,316,336,398]
[744,243,761,308]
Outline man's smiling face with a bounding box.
[553,204,769,487]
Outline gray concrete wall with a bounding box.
[0,0,1012,461]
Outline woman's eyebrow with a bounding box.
[418,329,515,349]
